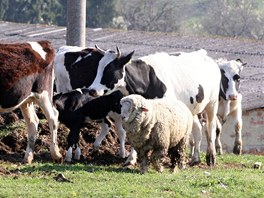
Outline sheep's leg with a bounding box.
[168,146,178,173]
[204,101,218,166]
[150,148,166,173]
[113,116,127,158]
[20,102,39,164]
[138,151,149,174]
[176,138,187,170]
[215,117,223,155]
[93,121,110,150]
[190,115,202,165]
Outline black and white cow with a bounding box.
[215,58,245,155]
[53,89,125,162]
[0,40,62,163]
[87,46,221,166]
[54,46,128,161]
[54,46,104,93]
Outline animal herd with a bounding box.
[0,40,245,174]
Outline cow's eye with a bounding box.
[233,74,240,82]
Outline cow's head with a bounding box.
[216,58,246,100]
[88,46,134,97]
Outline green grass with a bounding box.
[0,153,263,197]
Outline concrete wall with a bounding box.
[201,108,264,154]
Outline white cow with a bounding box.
[190,58,245,158]
[215,58,245,154]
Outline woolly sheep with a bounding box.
[120,94,193,174]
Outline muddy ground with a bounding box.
[0,110,128,166]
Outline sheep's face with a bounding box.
[121,97,149,124]
[121,100,134,122]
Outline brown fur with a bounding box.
[0,40,54,91]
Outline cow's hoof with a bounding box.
[22,157,33,164]
[92,145,99,151]
[124,158,137,167]
[23,152,34,164]
[190,155,201,166]
[119,150,126,159]
[190,159,201,166]
[206,154,216,166]
[50,145,63,162]
[233,144,242,155]
[54,157,64,164]
[216,146,223,155]
[74,147,81,160]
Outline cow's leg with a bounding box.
[124,147,137,167]
[189,133,195,159]
[93,121,110,150]
[34,91,62,161]
[190,115,202,165]
[204,101,218,166]
[66,124,82,162]
[20,102,39,164]
[231,100,243,155]
[113,117,127,158]
[215,117,223,155]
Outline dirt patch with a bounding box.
[0,111,129,166]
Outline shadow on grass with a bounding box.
[9,162,140,176]
[0,152,140,175]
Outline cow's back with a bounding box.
[0,41,55,109]
[54,46,104,93]
[140,50,221,115]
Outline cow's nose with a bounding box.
[228,94,237,100]
[88,89,97,97]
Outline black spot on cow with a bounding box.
[190,96,194,104]
[196,84,204,103]
[219,69,229,100]
[64,49,104,89]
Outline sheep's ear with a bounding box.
[140,107,149,112]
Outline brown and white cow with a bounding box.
[0,40,62,163]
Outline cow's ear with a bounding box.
[236,58,247,66]
[236,58,246,72]
[119,51,134,66]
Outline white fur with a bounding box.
[215,59,244,155]
[28,42,46,60]
[121,95,193,174]
[216,58,244,100]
